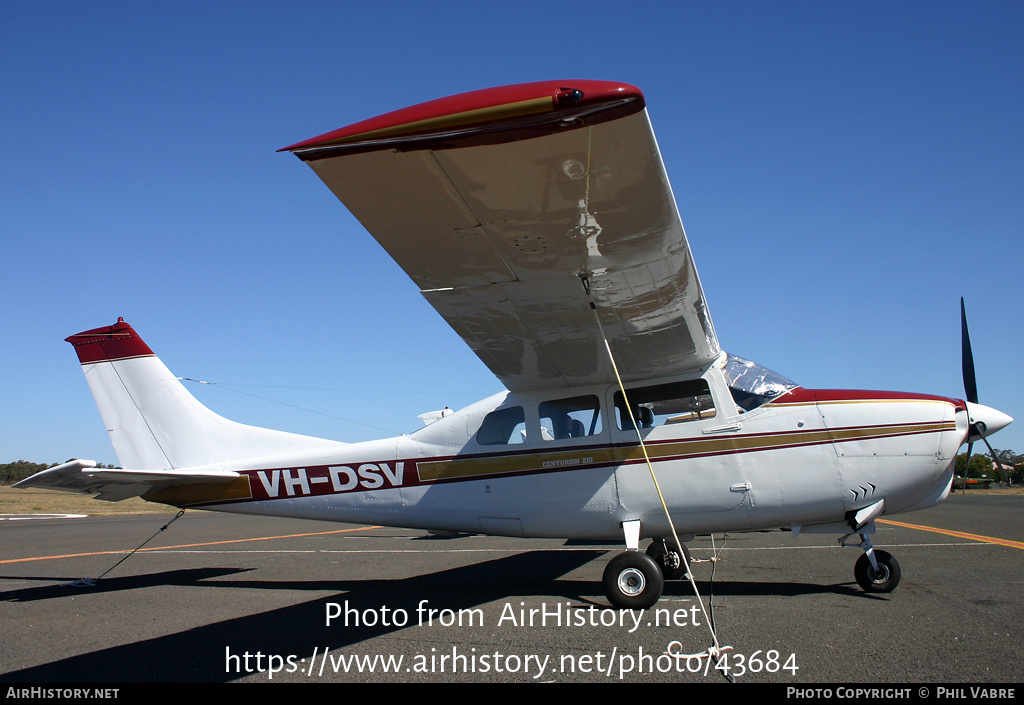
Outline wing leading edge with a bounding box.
[285,80,719,391]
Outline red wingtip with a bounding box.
[66,319,155,364]
[279,79,644,153]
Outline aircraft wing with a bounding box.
[283,80,720,391]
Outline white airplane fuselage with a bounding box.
[154,363,968,541]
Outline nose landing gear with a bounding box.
[840,527,901,593]
[841,500,901,593]
[852,537,901,593]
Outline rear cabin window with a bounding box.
[476,406,527,445]
[614,379,717,430]
[539,395,602,441]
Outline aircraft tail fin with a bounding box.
[65,318,343,471]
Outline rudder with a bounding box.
[67,318,342,470]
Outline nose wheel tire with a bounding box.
[603,551,664,609]
[854,550,901,593]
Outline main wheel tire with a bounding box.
[854,550,901,593]
[603,551,664,609]
[646,538,692,580]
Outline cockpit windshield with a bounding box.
[724,354,798,412]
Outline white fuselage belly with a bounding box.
[193,394,963,541]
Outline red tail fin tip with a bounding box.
[65,318,154,364]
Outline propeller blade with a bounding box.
[960,297,979,405]
[957,299,1012,487]
[979,434,1002,474]
[961,440,973,494]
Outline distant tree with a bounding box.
[1,460,122,485]
[955,448,1022,484]
[0,461,53,485]
[954,452,993,478]
[995,449,1018,465]
[993,448,1023,484]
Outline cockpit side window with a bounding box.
[539,395,602,441]
[613,379,716,431]
[476,406,527,445]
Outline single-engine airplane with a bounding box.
[17,80,1013,609]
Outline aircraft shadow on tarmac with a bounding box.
[1,550,598,682]
[0,549,868,683]
[0,567,254,602]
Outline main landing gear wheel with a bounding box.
[646,538,691,580]
[854,550,901,593]
[603,551,664,609]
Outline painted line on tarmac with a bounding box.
[0,525,382,565]
[0,514,87,520]
[878,518,1024,550]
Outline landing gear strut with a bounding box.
[603,520,665,609]
[853,539,901,592]
[841,502,901,594]
[844,531,901,593]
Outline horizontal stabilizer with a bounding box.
[14,459,241,502]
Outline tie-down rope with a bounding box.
[582,275,732,676]
[61,509,186,587]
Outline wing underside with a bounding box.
[287,81,720,391]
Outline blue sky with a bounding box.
[3,2,1022,466]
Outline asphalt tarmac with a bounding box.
[1,493,1021,684]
